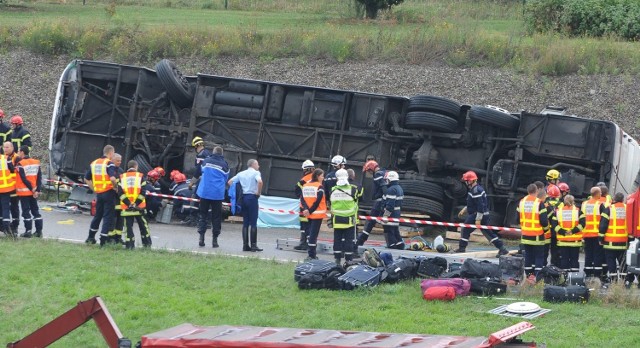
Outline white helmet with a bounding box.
[384,171,399,182]
[301,160,315,169]
[336,169,349,185]
[331,155,346,167]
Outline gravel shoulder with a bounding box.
[1,50,639,169]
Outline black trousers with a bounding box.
[583,237,604,277]
[460,215,503,250]
[197,199,222,237]
[333,226,355,260]
[604,248,633,283]
[523,244,544,276]
[89,190,117,241]
[358,200,383,245]
[307,218,323,258]
[123,214,151,246]
[559,246,580,272]
[0,193,11,230]
[242,194,259,228]
[19,196,42,233]
[10,195,19,229]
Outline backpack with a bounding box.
[460,259,502,280]
[538,265,566,285]
[384,258,418,283]
[417,257,448,278]
[468,278,507,296]
[363,248,386,268]
[499,255,525,283]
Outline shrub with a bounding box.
[523,0,565,35]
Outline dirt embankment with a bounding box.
[1,49,639,169]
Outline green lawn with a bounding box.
[2,239,640,347]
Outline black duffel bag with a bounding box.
[468,278,507,296]
[460,259,502,280]
[538,265,566,285]
[295,259,345,290]
[385,258,418,283]
[417,257,448,278]
[543,285,590,303]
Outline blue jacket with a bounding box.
[372,169,388,200]
[383,182,403,218]
[466,184,489,219]
[196,154,229,200]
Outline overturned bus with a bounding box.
[49,59,640,230]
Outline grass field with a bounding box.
[2,239,640,347]
[0,1,638,74]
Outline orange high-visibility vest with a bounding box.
[119,171,146,209]
[298,172,313,222]
[15,157,39,197]
[519,195,544,245]
[0,155,15,193]
[556,205,582,247]
[302,181,326,220]
[90,158,114,193]
[581,199,602,238]
[604,202,628,250]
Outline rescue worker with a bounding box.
[330,168,362,265]
[455,171,509,256]
[581,186,605,279]
[558,182,570,199]
[108,153,125,244]
[597,182,613,206]
[228,159,263,252]
[119,160,151,249]
[144,169,163,220]
[545,169,561,191]
[301,168,326,261]
[381,171,405,249]
[9,115,32,152]
[517,183,549,279]
[0,149,16,237]
[153,166,170,194]
[195,146,229,248]
[599,192,634,285]
[553,195,585,273]
[294,159,315,251]
[84,145,118,245]
[347,168,364,257]
[3,142,20,232]
[15,146,42,238]
[356,160,387,247]
[188,136,212,191]
[324,155,346,207]
[171,172,194,222]
[544,184,562,267]
[0,109,12,149]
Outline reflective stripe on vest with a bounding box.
[91,158,114,193]
[330,185,358,228]
[604,202,628,249]
[15,158,39,196]
[0,155,15,193]
[519,196,544,245]
[581,199,601,238]
[302,181,326,220]
[298,173,313,222]
[120,172,146,209]
[556,206,582,247]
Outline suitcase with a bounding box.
[499,255,525,283]
[440,270,462,279]
[543,285,590,303]
[294,259,339,281]
[417,257,448,278]
[449,262,463,272]
[423,286,456,301]
[420,278,471,296]
[385,258,418,283]
[461,259,502,280]
[468,278,507,296]
[538,265,565,285]
[566,272,585,286]
[338,265,385,290]
[156,203,173,224]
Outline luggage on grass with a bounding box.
[420,278,471,296]
[385,258,418,283]
[499,255,525,283]
[460,259,502,280]
[537,265,566,285]
[417,256,448,278]
[295,259,345,290]
[423,286,456,301]
[543,285,589,303]
[468,278,507,296]
[338,265,386,290]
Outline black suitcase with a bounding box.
[449,262,463,272]
[338,265,385,290]
[468,278,507,296]
[566,272,585,286]
[385,258,418,283]
[461,259,502,280]
[499,255,525,283]
[417,257,448,278]
[543,285,590,303]
[441,270,462,279]
[294,259,339,281]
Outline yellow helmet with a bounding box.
[191,136,204,147]
[546,169,561,181]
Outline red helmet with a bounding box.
[174,173,187,184]
[558,182,570,193]
[147,170,160,181]
[0,109,4,118]
[170,169,181,181]
[547,184,561,198]
[363,160,379,172]
[461,171,478,182]
[10,115,23,125]
[154,166,166,177]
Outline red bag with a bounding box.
[423,286,456,301]
[420,278,471,296]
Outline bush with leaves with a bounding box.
[355,0,405,19]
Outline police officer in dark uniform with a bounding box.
[195,146,229,248]
[356,160,387,247]
[84,145,118,245]
[454,171,509,257]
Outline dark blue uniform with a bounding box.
[172,182,194,221]
[143,181,162,219]
[10,125,31,152]
[195,153,229,247]
[459,184,505,253]
[85,156,118,245]
[382,181,405,249]
[357,168,387,246]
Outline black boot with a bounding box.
[125,241,135,250]
[142,236,152,247]
[250,227,263,252]
[212,233,219,248]
[198,233,205,247]
[85,230,97,244]
[242,226,251,251]
[293,231,308,250]
[33,230,42,238]
[20,231,33,238]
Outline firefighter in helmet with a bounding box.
[330,168,362,264]
[119,160,151,249]
[455,171,509,257]
[294,159,315,251]
[188,136,211,191]
[544,184,562,267]
[381,170,405,249]
[144,169,163,220]
[9,115,31,153]
[0,109,12,149]
[599,192,634,286]
[356,160,387,247]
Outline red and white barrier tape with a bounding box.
[45,179,520,232]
